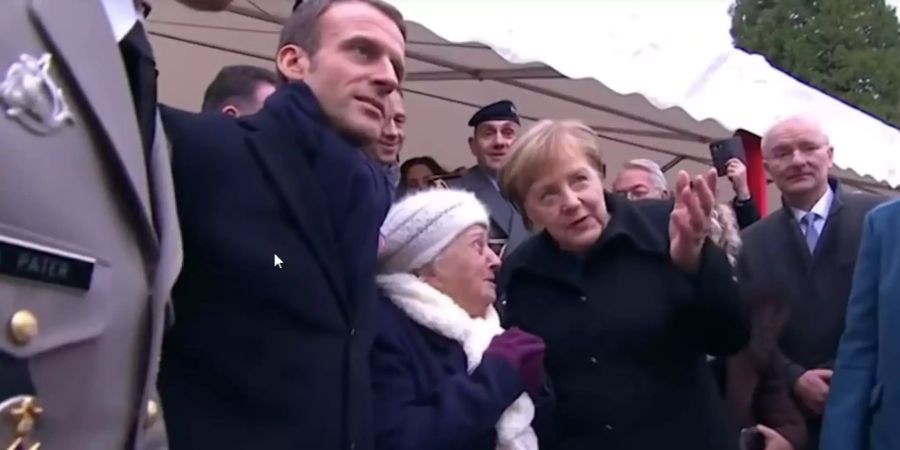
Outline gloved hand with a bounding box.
[484,327,546,398]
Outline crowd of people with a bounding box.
[2,0,899,449]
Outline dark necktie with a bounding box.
[119,21,157,164]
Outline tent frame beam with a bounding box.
[407,67,564,82]
[158,6,895,194]
[660,156,686,172]
[152,30,702,145]
[224,5,713,143]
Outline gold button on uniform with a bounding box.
[145,400,160,428]
[8,310,38,346]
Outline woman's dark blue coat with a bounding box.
[370,296,552,450]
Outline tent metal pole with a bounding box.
[660,156,686,172]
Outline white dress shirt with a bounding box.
[790,186,834,236]
[100,0,139,43]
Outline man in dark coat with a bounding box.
[736,116,884,450]
[450,100,531,257]
[157,1,406,449]
[200,64,278,116]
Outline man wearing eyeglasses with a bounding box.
[612,158,672,201]
[736,115,885,450]
[613,157,761,229]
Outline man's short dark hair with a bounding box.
[278,0,407,57]
[201,65,279,113]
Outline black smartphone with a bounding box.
[739,427,765,450]
[709,136,746,177]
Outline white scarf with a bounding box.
[377,273,539,450]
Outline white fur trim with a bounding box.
[377,273,539,450]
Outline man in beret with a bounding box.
[450,100,531,258]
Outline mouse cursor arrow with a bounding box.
[274,254,284,269]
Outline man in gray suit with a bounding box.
[0,0,231,448]
[451,100,531,257]
[736,115,884,450]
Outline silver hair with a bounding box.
[709,204,742,267]
[622,158,668,192]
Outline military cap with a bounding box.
[468,100,520,127]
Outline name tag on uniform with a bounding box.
[0,234,94,290]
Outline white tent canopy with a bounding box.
[148,0,900,209]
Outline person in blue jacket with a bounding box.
[820,199,900,450]
[372,189,551,450]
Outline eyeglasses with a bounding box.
[616,189,656,200]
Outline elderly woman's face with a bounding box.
[423,225,501,317]
[523,151,608,254]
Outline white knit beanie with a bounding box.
[379,189,490,273]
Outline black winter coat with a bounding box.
[158,83,391,450]
[500,194,750,450]
[370,297,553,450]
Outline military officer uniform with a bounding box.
[450,101,531,258]
[0,1,181,448]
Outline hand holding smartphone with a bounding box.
[709,137,746,177]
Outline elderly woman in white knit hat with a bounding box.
[371,189,550,450]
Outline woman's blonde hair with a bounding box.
[709,204,742,266]
[499,119,604,222]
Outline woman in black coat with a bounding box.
[496,119,751,450]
